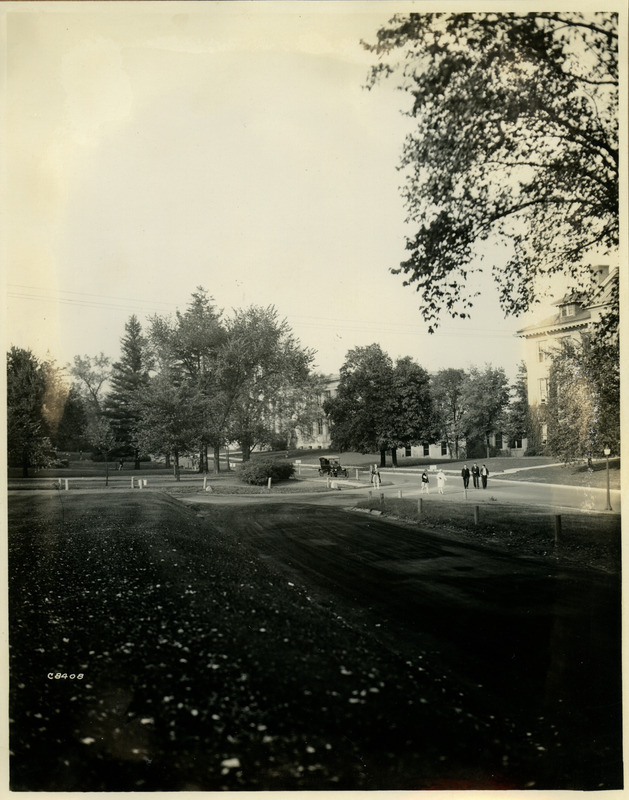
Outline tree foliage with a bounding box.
[325,344,395,460]
[464,365,510,456]
[135,370,203,480]
[505,362,533,451]
[7,348,54,476]
[54,384,89,452]
[149,289,228,472]
[325,344,434,463]
[224,305,317,461]
[70,352,111,424]
[545,333,619,461]
[430,368,468,458]
[104,315,153,465]
[365,12,618,331]
[146,290,320,469]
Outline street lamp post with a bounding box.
[604,446,613,511]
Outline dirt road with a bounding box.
[8,492,622,791]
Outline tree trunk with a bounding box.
[213,444,221,474]
[165,452,171,468]
[134,448,140,470]
[22,450,29,478]
[379,448,387,468]
[173,449,181,482]
[241,441,252,463]
[198,445,204,473]
[391,447,398,467]
[105,459,109,487]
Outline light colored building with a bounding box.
[294,374,339,449]
[517,266,616,406]
[516,265,617,447]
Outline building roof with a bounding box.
[516,307,592,338]
[516,265,617,339]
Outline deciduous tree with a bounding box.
[464,365,510,457]
[364,12,618,331]
[325,344,395,466]
[546,334,619,461]
[7,347,54,476]
[135,370,203,481]
[386,356,435,465]
[70,353,111,425]
[430,368,468,459]
[224,305,318,461]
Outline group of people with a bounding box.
[419,462,490,494]
[372,461,491,495]
[420,468,447,494]
[461,463,489,489]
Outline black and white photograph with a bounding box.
[3,0,625,793]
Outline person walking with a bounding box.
[371,464,381,489]
[472,463,480,488]
[461,465,470,489]
[437,469,446,494]
[481,464,489,489]
[421,470,430,494]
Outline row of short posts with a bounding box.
[131,478,148,489]
[369,489,564,545]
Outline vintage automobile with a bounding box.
[318,457,348,478]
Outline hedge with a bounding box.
[238,458,295,486]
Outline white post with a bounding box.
[64,478,69,491]
[203,476,207,491]
[267,477,272,490]
[139,479,143,490]
[131,477,134,489]
[355,468,359,480]
[143,479,148,488]
[398,489,402,499]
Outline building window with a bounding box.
[405,444,412,457]
[539,378,548,403]
[495,432,503,450]
[423,443,430,456]
[511,437,523,449]
[440,441,448,456]
[541,423,548,445]
[317,417,323,435]
[537,341,548,362]
[561,304,575,318]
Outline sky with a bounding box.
[4,0,585,384]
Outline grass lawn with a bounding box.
[354,495,620,573]
[9,453,621,492]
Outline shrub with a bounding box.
[238,458,295,486]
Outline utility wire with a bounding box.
[7,284,517,339]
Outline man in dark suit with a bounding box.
[481,464,489,489]
[461,465,470,489]
[472,463,480,488]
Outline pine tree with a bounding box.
[104,315,153,468]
